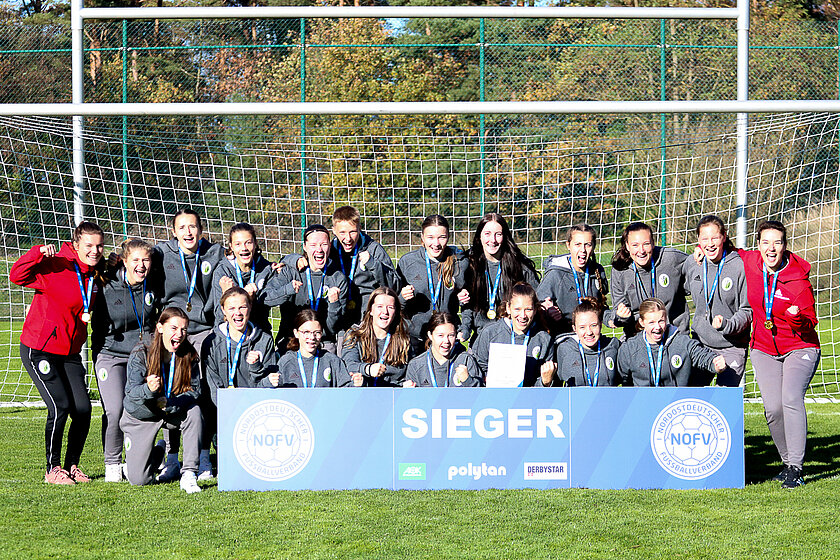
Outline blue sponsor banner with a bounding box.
[218,387,743,491]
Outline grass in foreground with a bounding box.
[1,403,840,560]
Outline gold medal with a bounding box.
[81,312,91,323]
[765,320,773,330]
[487,309,497,320]
[186,302,192,312]
[347,300,356,311]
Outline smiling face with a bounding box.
[626,229,654,268]
[573,310,602,350]
[223,293,251,333]
[332,220,360,254]
[73,233,105,267]
[480,220,504,260]
[507,294,536,335]
[567,230,594,271]
[230,230,256,268]
[157,316,188,353]
[641,309,667,344]
[304,231,331,271]
[173,213,202,253]
[429,322,457,360]
[698,223,726,263]
[294,319,323,357]
[123,247,151,285]
[370,294,397,333]
[759,228,786,271]
[422,225,449,260]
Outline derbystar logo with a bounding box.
[524,462,568,481]
[398,463,426,480]
[447,462,507,481]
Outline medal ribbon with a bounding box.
[234,258,256,288]
[73,263,93,315]
[424,252,443,311]
[486,263,502,314]
[305,268,326,312]
[632,258,656,299]
[644,337,665,387]
[336,240,359,305]
[226,324,249,387]
[426,352,453,388]
[509,320,532,347]
[703,250,726,310]
[577,339,601,387]
[164,355,175,398]
[178,244,201,309]
[762,264,780,325]
[297,351,319,388]
[125,272,146,332]
[568,257,590,303]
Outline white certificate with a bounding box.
[485,342,526,387]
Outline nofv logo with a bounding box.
[650,398,731,480]
[398,463,426,480]
[233,399,315,482]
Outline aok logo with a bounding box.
[650,398,731,480]
[233,400,314,481]
[398,463,426,481]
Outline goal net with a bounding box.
[0,111,836,403]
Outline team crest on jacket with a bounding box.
[323,367,332,382]
[532,346,541,359]
[605,357,615,370]
[659,274,670,288]
[258,279,265,290]
[38,360,51,375]
[671,355,683,369]
[721,277,733,291]
[201,261,212,275]
[98,368,108,381]
[145,292,155,306]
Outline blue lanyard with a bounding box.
[577,339,601,387]
[234,258,256,288]
[305,268,326,312]
[424,252,443,311]
[226,325,249,386]
[509,321,532,347]
[336,240,360,284]
[163,356,175,398]
[426,352,453,388]
[297,351,319,388]
[568,257,590,303]
[125,273,146,332]
[703,251,726,309]
[644,337,665,387]
[763,264,780,324]
[73,263,93,313]
[178,244,201,306]
[378,333,392,364]
[486,263,502,312]
[632,258,656,299]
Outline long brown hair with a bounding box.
[286,309,321,353]
[421,215,458,289]
[611,222,654,271]
[146,307,197,396]
[501,281,547,332]
[422,311,460,351]
[343,287,411,366]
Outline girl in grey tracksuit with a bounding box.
[617,298,724,387]
[211,223,278,335]
[203,289,279,406]
[397,215,468,348]
[404,311,483,388]
[120,307,203,489]
[610,222,689,339]
[90,239,160,480]
[683,216,751,386]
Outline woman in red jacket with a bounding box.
[11,221,105,485]
[744,221,820,489]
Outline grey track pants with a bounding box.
[94,353,128,465]
[119,405,203,486]
[751,347,820,470]
[712,346,748,388]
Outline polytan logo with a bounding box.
[650,398,731,480]
[398,463,426,480]
[447,462,507,481]
[524,462,568,481]
[233,399,314,481]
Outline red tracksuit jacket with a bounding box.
[10,242,100,355]
[741,249,820,356]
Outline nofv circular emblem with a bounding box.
[659,274,670,288]
[233,400,315,482]
[201,261,213,275]
[650,398,731,480]
[721,277,733,292]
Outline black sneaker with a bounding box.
[781,466,804,489]
[771,465,791,482]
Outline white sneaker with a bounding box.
[198,451,214,481]
[179,471,201,494]
[157,455,181,483]
[104,463,123,482]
